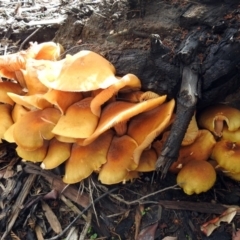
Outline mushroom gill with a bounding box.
[198,104,240,137]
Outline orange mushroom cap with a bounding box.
[42,89,83,115]
[169,130,216,173]
[198,104,240,137]
[83,95,167,146]
[98,135,138,185]
[0,41,61,81]
[21,60,49,95]
[211,140,240,173]
[222,125,240,144]
[177,160,216,195]
[11,103,29,122]
[41,138,72,169]
[135,148,158,172]
[52,97,99,139]
[0,81,24,105]
[127,99,175,165]
[0,104,14,143]
[7,92,53,110]
[63,130,114,184]
[17,141,48,162]
[90,73,141,116]
[13,108,61,151]
[37,50,118,92]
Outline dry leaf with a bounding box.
[201,207,237,236]
[137,222,158,240]
[162,237,177,240]
[232,223,240,240]
[41,201,62,234]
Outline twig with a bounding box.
[1,174,37,240]
[18,26,43,51]
[45,187,119,240]
[88,178,99,226]
[110,184,180,205]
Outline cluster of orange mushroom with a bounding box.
[0,41,239,195]
[0,41,176,185]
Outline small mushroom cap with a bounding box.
[41,138,72,169]
[177,160,216,195]
[42,89,83,114]
[52,97,99,139]
[11,104,29,122]
[90,73,141,116]
[37,50,118,92]
[17,141,48,162]
[211,140,240,173]
[33,42,63,61]
[135,148,157,172]
[63,130,114,184]
[83,95,167,146]
[198,104,240,137]
[222,125,240,144]
[13,108,61,151]
[224,171,240,181]
[182,112,199,146]
[7,92,53,110]
[127,99,175,165]
[0,104,14,143]
[0,82,24,105]
[169,130,216,173]
[21,61,48,95]
[3,124,15,143]
[98,135,138,185]
[0,42,61,81]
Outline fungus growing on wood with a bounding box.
[83,95,167,146]
[211,140,240,173]
[177,160,216,195]
[63,130,114,184]
[98,135,138,185]
[198,104,240,137]
[52,97,99,139]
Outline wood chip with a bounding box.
[41,201,62,234]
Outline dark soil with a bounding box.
[0,0,240,240]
